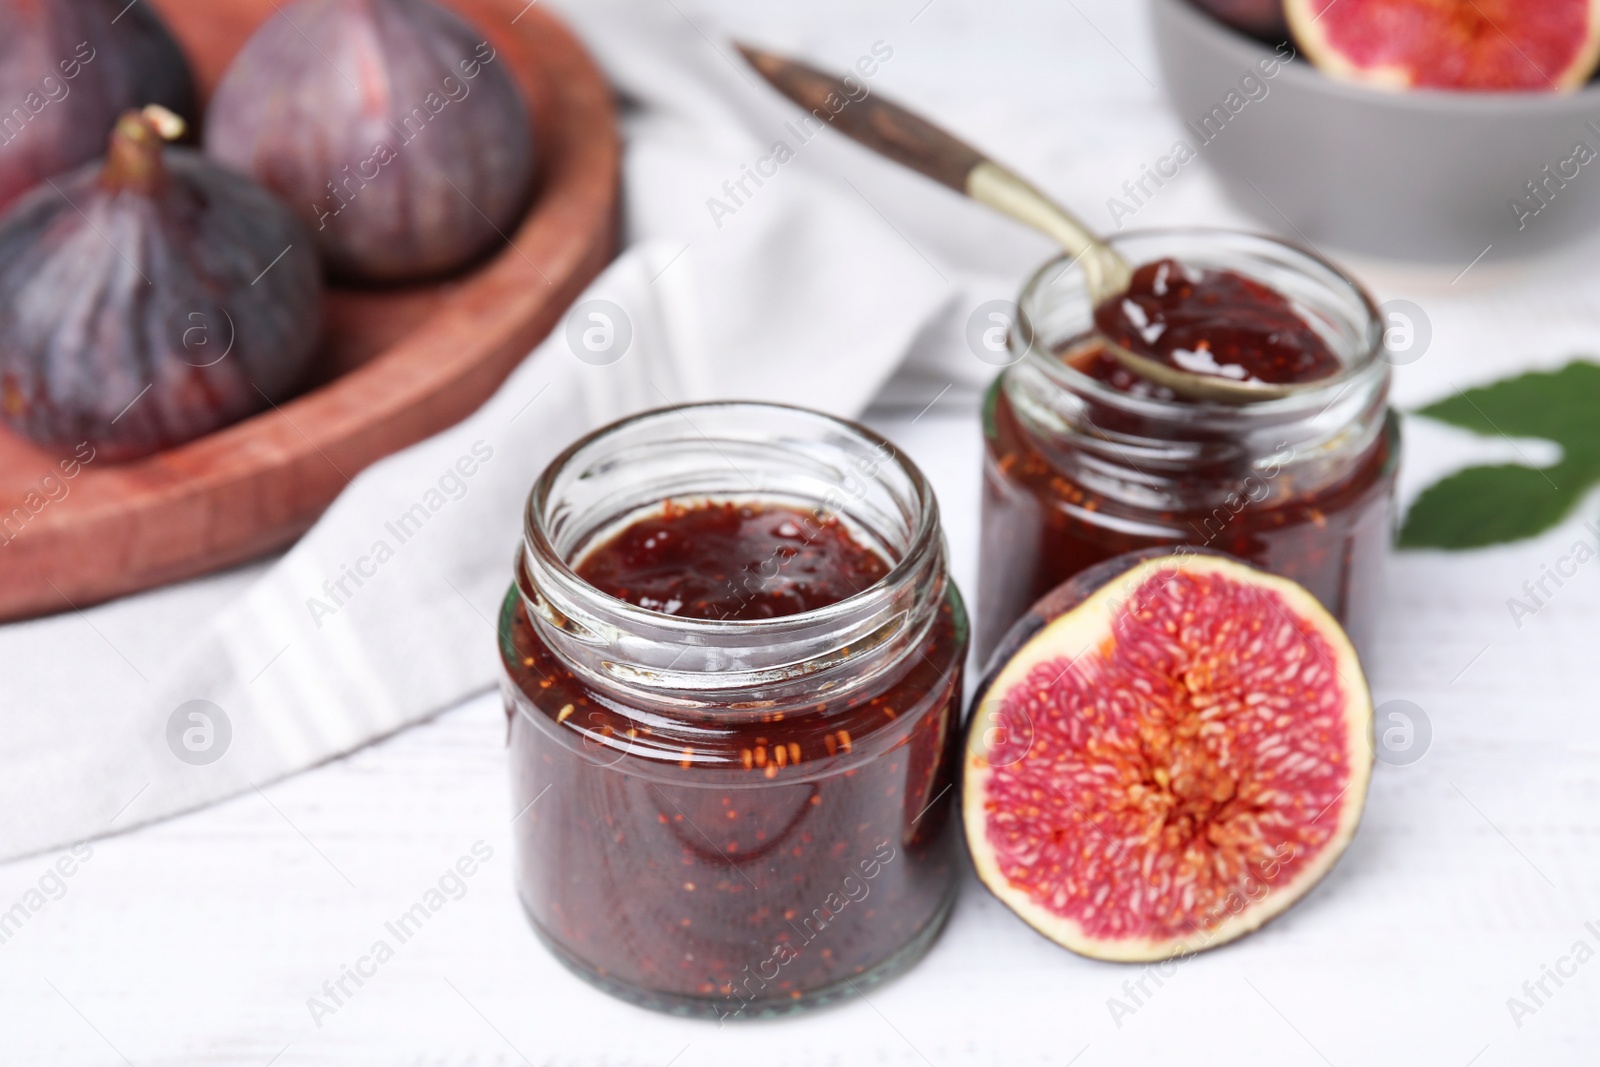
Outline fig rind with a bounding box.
[0,112,323,461]
[0,0,198,211]
[963,549,1374,963]
[204,0,537,285]
[1188,0,1289,39]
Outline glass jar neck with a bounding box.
[517,403,948,713]
[1003,229,1391,512]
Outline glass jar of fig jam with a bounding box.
[500,403,967,1020]
[979,229,1398,661]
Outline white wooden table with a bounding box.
[5,400,1598,1064]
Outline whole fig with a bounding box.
[0,107,323,461]
[0,0,198,212]
[205,0,536,285]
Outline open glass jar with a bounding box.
[500,403,967,1020]
[979,229,1398,660]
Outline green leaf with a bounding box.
[1416,361,1600,459]
[1403,359,1600,550]
[1397,464,1580,550]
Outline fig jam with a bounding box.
[979,234,1396,662]
[502,406,966,1019]
[573,500,891,620]
[1094,258,1342,385]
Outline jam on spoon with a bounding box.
[1093,258,1343,388]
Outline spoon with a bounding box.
[736,43,1314,404]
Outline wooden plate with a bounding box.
[0,0,618,621]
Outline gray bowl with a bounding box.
[1151,0,1600,262]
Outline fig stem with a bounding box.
[102,106,187,195]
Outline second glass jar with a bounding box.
[979,229,1398,661]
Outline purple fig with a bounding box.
[0,107,323,461]
[204,0,536,285]
[1190,0,1289,38]
[0,0,198,212]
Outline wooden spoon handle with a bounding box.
[736,43,1119,281]
[736,43,982,192]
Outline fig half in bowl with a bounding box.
[1287,0,1600,92]
[1153,0,1600,260]
[963,549,1373,962]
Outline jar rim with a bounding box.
[522,400,943,637]
[1013,227,1387,421]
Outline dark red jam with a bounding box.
[502,501,966,1018]
[575,500,890,620]
[978,337,1396,662]
[1094,258,1342,385]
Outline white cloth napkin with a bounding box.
[0,0,1026,861]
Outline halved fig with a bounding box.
[1287,0,1600,91]
[963,549,1373,962]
